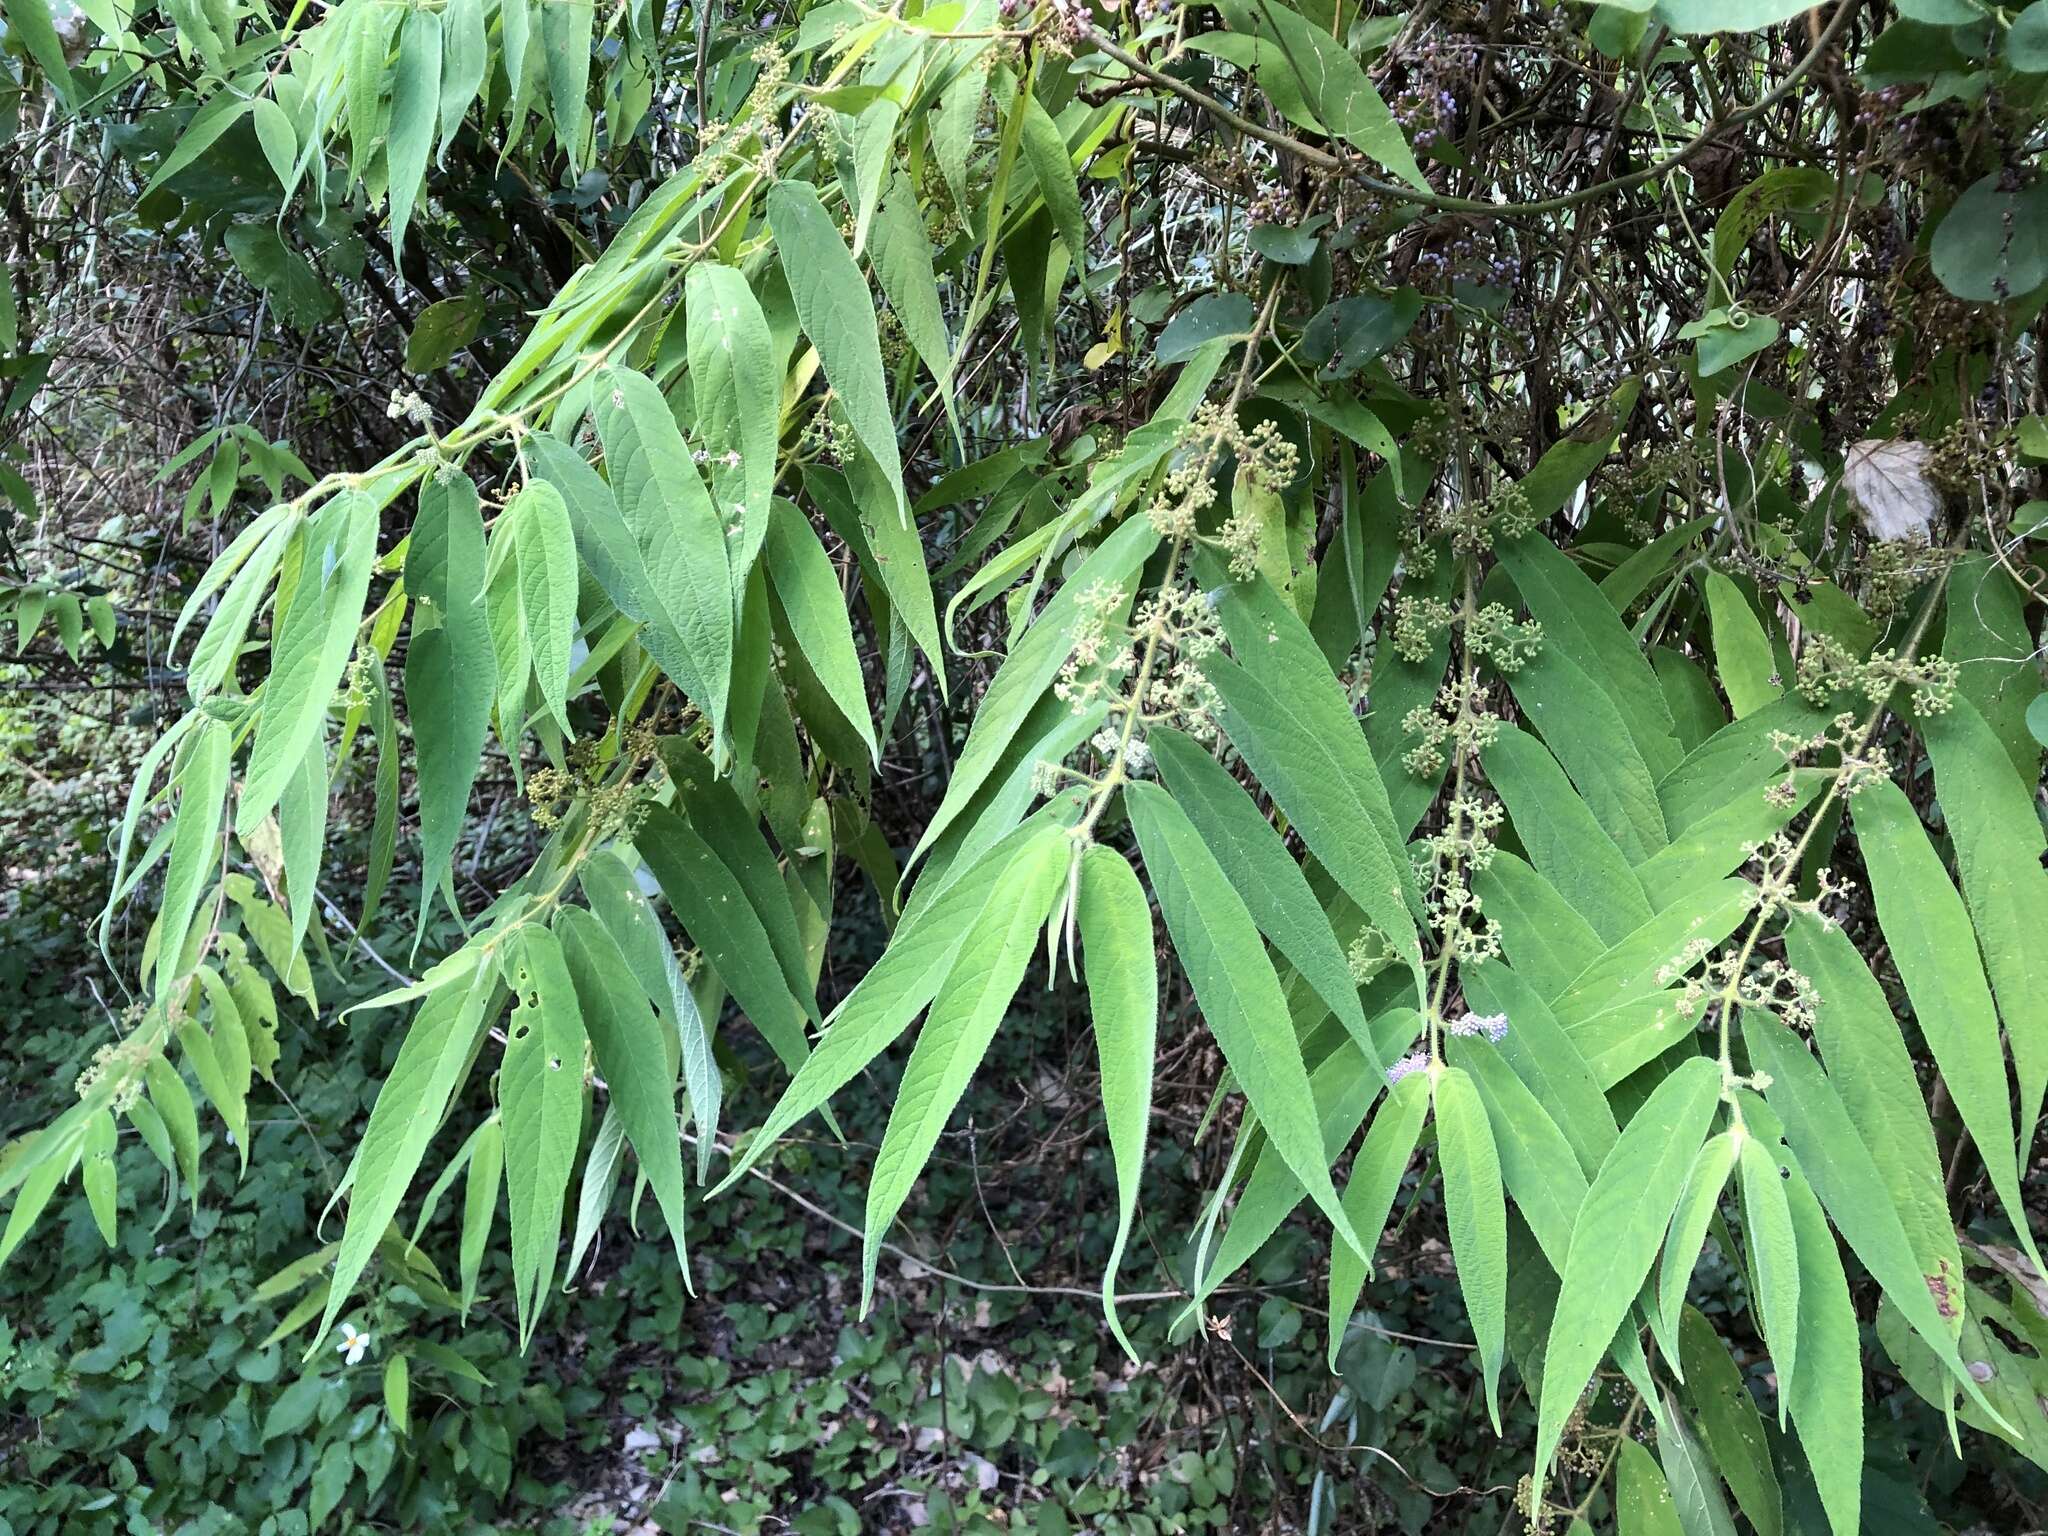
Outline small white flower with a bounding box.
[336,1322,372,1365]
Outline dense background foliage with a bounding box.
[3,0,2048,1531]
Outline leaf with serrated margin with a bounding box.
[764,503,878,763]
[1534,1054,1721,1477]
[240,492,377,837]
[1127,781,1370,1263]
[713,812,1079,1196]
[1737,1130,1801,1423]
[1780,910,1961,1334]
[1507,643,1668,862]
[767,180,908,525]
[1742,1013,2008,1427]
[154,719,231,1004]
[1482,726,1650,945]
[592,365,734,743]
[1922,695,2048,1167]
[1436,1064,1507,1430]
[1854,779,2041,1275]
[861,833,1063,1307]
[1739,1093,1862,1536]
[1675,1305,1783,1536]
[510,480,579,734]
[1498,521,1678,779]
[1077,843,1157,1360]
[637,805,811,1073]
[316,964,496,1346]
[578,853,719,1183]
[1469,854,1606,1002]
[1206,584,1423,1004]
[1654,1131,1738,1366]
[500,926,587,1345]
[685,262,779,574]
[909,513,1159,868]
[1150,725,1383,1077]
[1327,1072,1428,1368]
[556,907,691,1284]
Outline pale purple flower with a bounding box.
[1448,1011,1509,1044]
[1386,1051,1430,1087]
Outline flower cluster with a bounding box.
[1414,792,1504,966]
[1391,594,1455,663]
[1794,635,1957,718]
[73,1029,154,1110]
[1346,928,1394,986]
[797,393,858,467]
[1385,1050,1430,1087]
[1769,711,1893,801]
[1387,33,1466,152]
[1446,1010,1509,1044]
[1147,403,1299,547]
[527,732,657,835]
[1401,675,1500,778]
[1861,536,1960,618]
[700,44,790,170]
[1053,580,1132,717]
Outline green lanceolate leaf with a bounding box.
[910,513,1159,867]
[713,813,1078,1196]
[767,180,908,526]
[1740,1093,1862,1536]
[592,365,735,744]
[1229,0,1427,189]
[154,719,232,1002]
[763,502,878,762]
[278,735,328,957]
[1076,843,1157,1361]
[659,738,817,1017]
[1194,1008,1420,1315]
[578,852,720,1182]
[556,906,691,1284]
[1655,1130,1739,1365]
[1921,695,2048,1162]
[1435,1064,1507,1431]
[405,473,495,931]
[1737,1129,1800,1423]
[684,262,779,574]
[1506,643,1668,863]
[1482,725,1651,945]
[1327,1072,1429,1368]
[1206,580,1424,1003]
[1126,780,1369,1264]
[387,7,443,269]
[1497,528,1679,779]
[241,492,377,837]
[1853,779,2039,1272]
[317,966,496,1346]
[861,831,1063,1308]
[1469,854,1606,1002]
[499,926,587,1346]
[1149,724,1382,1076]
[1780,910,1961,1327]
[1462,960,1616,1178]
[1675,1304,1783,1536]
[1742,1014,2002,1421]
[637,804,812,1071]
[1019,95,1087,275]
[1702,570,1781,717]
[509,479,579,734]
[871,173,953,392]
[1535,1054,1721,1477]
[1617,1436,1684,1536]
[459,1114,503,1317]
